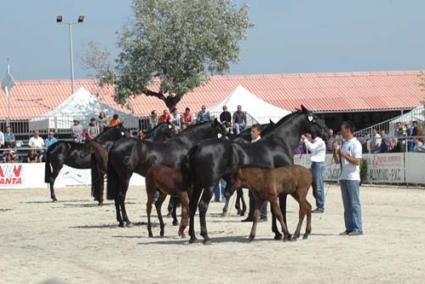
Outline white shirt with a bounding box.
[0,131,4,146]
[29,136,45,149]
[304,137,326,162]
[251,136,261,143]
[339,137,362,181]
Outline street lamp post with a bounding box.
[57,15,85,95]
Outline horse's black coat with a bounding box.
[182,106,329,243]
[106,119,226,227]
[44,124,129,202]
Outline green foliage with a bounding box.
[360,158,368,184]
[87,0,251,109]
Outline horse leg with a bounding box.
[171,196,179,226]
[270,198,291,241]
[119,179,132,226]
[188,187,203,244]
[146,188,154,237]
[222,197,230,216]
[235,189,241,215]
[304,200,312,239]
[115,198,124,227]
[199,186,214,244]
[271,194,286,240]
[178,193,190,238]
[249,196,262,241]
[290,192,305,241]
[49,167,61,202]
[240,190,247,216]
[98,173,105,206]
[155,192,167,237]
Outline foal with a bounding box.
[145,165,190,238]
[226,165,313,241]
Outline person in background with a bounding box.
[108,114,121,126]
[97,111,108,132]
[4,126,16,148]
[45,131,58,149]
[326,129,336,152]
[181,107,193,130]
[233,105,246,135]
[196,105,211,124]
[27,149,37,163]
[171,108,182,133]
[28,130,45,162]
[219,105,232,130]
[242,124,268,222]
[333,121,363,236]
[149,110,159,130]
[389,138,402,153]
[0,128,4,148]
[87,118,100,139]
[159,109,172,123]
[378,130,390,153]
[138,130,145,140]
[413,138,425,152]
[302,130,326,213]
[370,128,381,153]
[2,149,16,163]
[72,120,84,143]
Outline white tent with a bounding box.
[29,87,139,131]
[209,85,290,124]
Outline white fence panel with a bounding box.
[405,153,425,184]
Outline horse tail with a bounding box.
[106,150,119,200]
[181,145,198,190]
[44,148,52,183]
[91,153,102,201]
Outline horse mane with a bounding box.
[181,121,211,132]
[146,122,172,134]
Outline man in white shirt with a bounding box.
[28,130,45,162]
[333,121,363,236]
[302,130,326,213]
[0,129,4,148]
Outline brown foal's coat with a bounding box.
[145,165,190,238]
[229,165,313,241]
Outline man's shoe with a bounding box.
[339,231,350,235]
[348,230,363,236]
[241,217,253,222]
[312,208,324,213]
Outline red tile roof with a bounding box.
[1,70,424,120]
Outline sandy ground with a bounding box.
[0,184,425,284]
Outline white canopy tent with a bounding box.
[29,87,139,131]
[209,85,291,124]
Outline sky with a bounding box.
[0,0,424,80]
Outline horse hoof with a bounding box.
[303,235,308,240]
[274,234,283,240]
[248,235,255,242]
[172,220,179,226]
[203,239,212,245]
[240,212,245,217]
[189,237,197,244]
[51,198,57,202]
[98,202,103,206]
[179,233,186,239]
[148,233,153,238]
[291,237,298,242]
[118,223,125,228]
[126,222,133,227]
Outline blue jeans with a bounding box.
[311,162,325,209]
[214,179,226,202]
[340,180,363,232]
[234,122,246,135]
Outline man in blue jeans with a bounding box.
[302,131,326,213]
[333,121,363,236]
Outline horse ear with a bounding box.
[301,105,309,113]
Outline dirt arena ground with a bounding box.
[1,183,424,284]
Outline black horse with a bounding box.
[44,124,129,202]
[89,122,176,204]
[106,119,226,227]
[182,106,329,243]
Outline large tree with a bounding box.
[85,0,251,110]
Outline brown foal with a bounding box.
[145,165,190,238]
[226,165,313,241]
